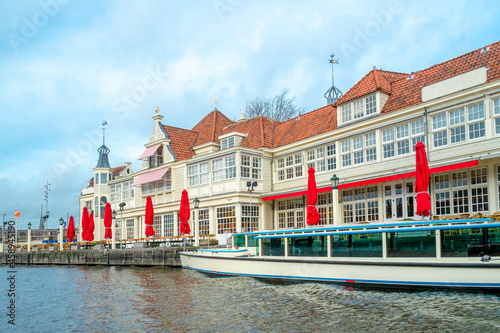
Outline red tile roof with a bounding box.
[157,41,500,157]
[112,166,126,175]
[221,116,280,149]
[162,125,198,161]
[191,110,235,146]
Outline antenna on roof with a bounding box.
[324,53,343,105]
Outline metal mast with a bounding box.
[324,53,343,105]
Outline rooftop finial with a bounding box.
[239,109,245,121]
[101,120,108,146]
[156,106,160,114]
[214,94,218,110]
[324,53,343,105]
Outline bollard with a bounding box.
[67,253,70,266]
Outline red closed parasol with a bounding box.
[179,189,191,234]
[67,216,76,242]
[87,213,95,242]
[82,207,89,241]
[145,196,155,237]
[104,203,112,239]
[306,167,320,226]
[415,141,432,216]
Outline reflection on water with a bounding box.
[2,265,500,332]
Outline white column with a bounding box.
[332,188,342,225]
[59,223,64,251]
[27,228,32,252]
[435,229,442,259]
[327,235,331,258]
[210,206,216,235]
[194,208,200,247]
[111,221,116,249]
[235,203,242,233]
[173,211,179,237]
[382,232,388,259]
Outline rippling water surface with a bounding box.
[2,265,499,332]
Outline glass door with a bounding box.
[384,181,415,221]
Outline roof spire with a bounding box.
[324,53,343,105]
[96,120,111,168]
[214,94,218,110]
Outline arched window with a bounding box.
[100,196,107,219]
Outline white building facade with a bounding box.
[78,41,500,242]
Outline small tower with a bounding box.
[324,53,343,105]
[96,121,111,168]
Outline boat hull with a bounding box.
[180,252,500,289]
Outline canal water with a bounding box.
[2,265,499,332]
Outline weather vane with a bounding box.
[101,120,108,146]
[324,53,343,104]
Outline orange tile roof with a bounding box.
[221,116,280,149]
[162,125,198,161]
[191,110,235,146]
[112,166,126,175]
[155,41,500,157]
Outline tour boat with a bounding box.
[180,218,500,290]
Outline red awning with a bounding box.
[131,167,170,187]
[138,143,161,160]
[262,160,479,200]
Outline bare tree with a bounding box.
[243,89,304,122]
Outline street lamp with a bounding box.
[27,222,32,252]
[330,174,341,225]
[119,202,126,249]
[246,181,258,232]
[330,174,339,190]
[28,222,31,229]
[193,198,200,247]
[59,217,64,251]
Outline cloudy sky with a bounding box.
[1,0,499,229]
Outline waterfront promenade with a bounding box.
[1,246,195,267]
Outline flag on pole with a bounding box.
[14,206,20,218]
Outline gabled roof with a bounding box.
[382,41,500,114]
[162,125,198,161]
[221,116,280,149]
[112,166,126,175]
[191,110,235,146]
[335,69,408,106]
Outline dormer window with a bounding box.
[221,137,235,150]
[339,93,379,125]
[148,145,163,168]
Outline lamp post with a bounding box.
[59,217,64,251]
[193,198,200,247]
[119,202,126,249]
[27,222,32,252]
[330,174,341,225]
[111,209,117,249]
[246,181,258,232]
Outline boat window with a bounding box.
[387,231,436,257]
[288,236,327,257]
[234,235,246,247]
[248,235,258,247]
[442,227,500,257]
[262,238,285,256]
[331,233,383,258]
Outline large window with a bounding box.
[241,155,262,180]
[153,216,162,236]
[339,94,377,124]
[342,186,379,223]
[434,167,489,216]
[149,145,163,168]
[126,218,134,239]
[432,102,485,149]
[242,205,259,232]
[198,209,209,236]
[212,155,236,182]
[341,132,377,167]
[277,153,303,181]
[494,98,500,135]
[163,214,174,237]
[123,181,134,200]
[110,184,121,202]
[277,198,304,229]
[383,119,424,159]
[217,206,236,234]
[188,162,209,187]
[317,192,333,225]
[141,171,171,196]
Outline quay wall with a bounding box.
[0,247,196,267]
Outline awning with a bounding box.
[262,160,479,201]
[138,143,161,160]
[131,167,170,187]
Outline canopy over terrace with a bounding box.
[131,167,170,187]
